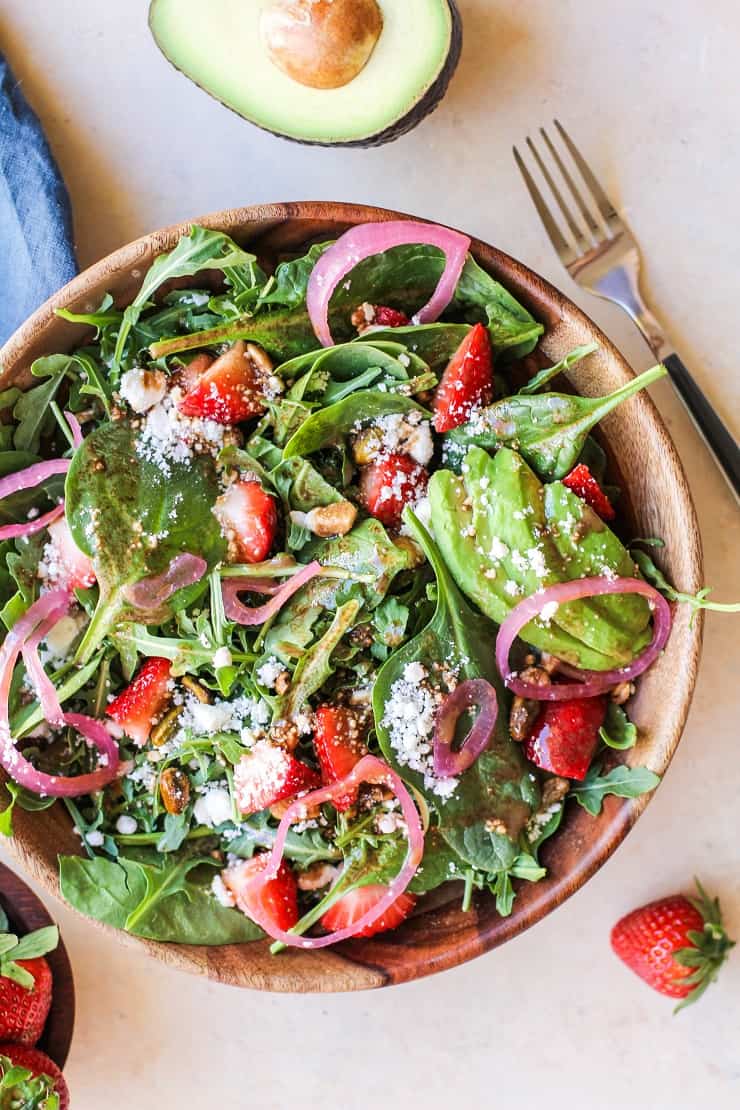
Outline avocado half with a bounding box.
[148,0,462,147]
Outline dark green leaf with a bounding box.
[599,703,637,750]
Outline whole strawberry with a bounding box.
[0,910,58,1045]
[611,880,735,1011]
[0,1044,69,1109]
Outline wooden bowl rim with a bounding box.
[0,201,703,992]
[0,860,75,1067]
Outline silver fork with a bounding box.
[514,120,739,501]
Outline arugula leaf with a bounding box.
[113,226,263,368]
[272,599,361,721]
[65,421,226,662]
[59,853,263,944]
[281,390,425,460]
[570,763,660,816]
[600,703,637,750]
[449,364,667,480]
[430,446,652,670]
[227,812,341,867]
[518,343,599,395]
[12,356,71,453]
[631,548,740,615]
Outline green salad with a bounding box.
[1,220,730,949]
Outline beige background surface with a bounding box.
[1,2,739,1107]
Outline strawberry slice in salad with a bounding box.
[359,453,428,530]
[321,885,416,939]
[433,322,494,432]
[523,696,607,781]
[214,479,278,563]
[312,705,366,811]
[178,340,269,424]
[562,463,615,521]
[223,856,299,933]
[106,657,172,747]
[41,516,96,591]
[233,741,320,816]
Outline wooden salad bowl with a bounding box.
[0,202,703,991]
[0,861,75,1065]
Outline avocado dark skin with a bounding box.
[148,0,463,149]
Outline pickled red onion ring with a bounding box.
[21,596,73,728]
[306,221,471,347]
[222,561,322,625]
[65,411,84,448]
[496,576,672,702]
[124,553,208,610]
[433,678,498,776]
[0,590,121,796]
[0,502,65,541]
[236,755,423,947]
[0,459,69,501]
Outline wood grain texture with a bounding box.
[0,861,75,1067]
[0,202,703,992]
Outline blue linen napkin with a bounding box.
[0,51,77,346]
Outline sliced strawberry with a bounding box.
[106,657,172,747]
[433,323,494,432]
[562,463,615,521]
[523,696,607,780]
[359,453,428,531]
[43,517,96,590]
[214,479,278,563]
[373,306,410,327]
[178,340,267,424]
[175,351,214,394]
[223,856,299,933]
[320,884,416,939]
[234,741,320,816]
[0,1044,70,1109]
[313,705,366,812]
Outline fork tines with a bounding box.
[514,120,621,267]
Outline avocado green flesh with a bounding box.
[149,0,454,144]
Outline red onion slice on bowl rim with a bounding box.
[235,754,424,947]
[433,678,498,777]
[0,589,121,796]
[306,220,471,347]
[496,576,672,702]
[222,560,322,625]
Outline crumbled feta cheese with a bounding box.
[381,664,458,799]
[211,873,236,908]
[539,601,559,624]
[256,656,284,690]
[86,830,104,848]
[188,700,235,735]
[194,786,233,827]
[136,388,226,476]
[41,612,86,661]
[115,815,138,835]
[213,646,233,670]
[489,537,509,561]
[120,367,167,413]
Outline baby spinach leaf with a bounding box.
[569,763,660,816]
[430,446,652,670]
[227,812,341,867]
[59,853,263,944]
[407,828,468,892]
[451,254,544,359]
[113,226,263,368]
[518,342,599,395]
[149,304,320,363]
[358,324,471,375]
[282,390,425,459]
[449,364,667,480]
[374,511,536,842]
[65,421,226,662]
[599,703,637,750]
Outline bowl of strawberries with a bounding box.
[0,861,72,1108]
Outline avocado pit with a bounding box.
[260,0,384,90]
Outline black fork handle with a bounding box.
[664,353,740,502]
